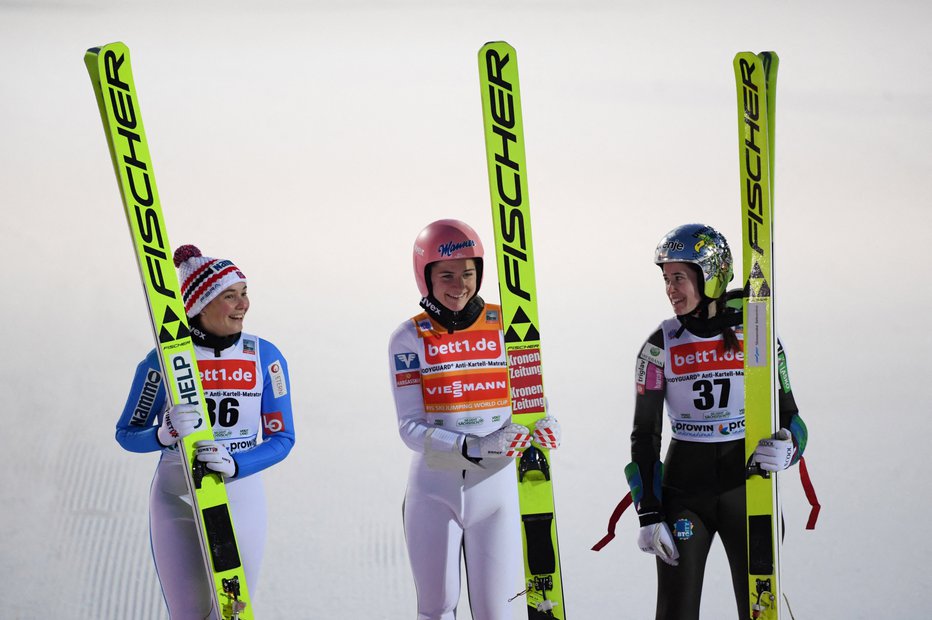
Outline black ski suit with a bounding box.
[629,296,806,620]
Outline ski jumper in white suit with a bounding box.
[116,324,295,619]
[389,303,523,620]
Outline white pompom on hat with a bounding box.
[173,245,247,318]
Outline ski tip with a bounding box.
[479,40,516,55]
[757,50,779,63]
[86,41,131,63]
[88,41,126,51]
[733,50,779,61]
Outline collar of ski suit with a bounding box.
[675,290,743,338]
[189,315,242,357]
[418,294,485,333]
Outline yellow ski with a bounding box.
[735,50,782,620]
[478,40,565,619]
[85,42,252,619]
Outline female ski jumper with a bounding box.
[115,245,295,619]
[390,304,523,620]
[628,224,807,620]
[389,219,560,620]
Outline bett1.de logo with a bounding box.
[670,341,744,375]
[425,332,500,364]
[198,359,256,390]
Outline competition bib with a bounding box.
[196,334,264,454]
[661,318,746,442]
[412,307,511,434]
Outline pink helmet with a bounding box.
[413,219,484,297]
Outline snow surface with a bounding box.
[1,1,931,618]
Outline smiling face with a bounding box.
[429,258,478,312]
[199,282,249,337]
[662,262,702,316]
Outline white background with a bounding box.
[2,1,930,618]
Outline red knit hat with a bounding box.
[173,245,247,318]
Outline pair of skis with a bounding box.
[735,51,784,620]
[583,51,789,620]
[479,42,567,619]
[86,43,251,620]
[738,47,823,620]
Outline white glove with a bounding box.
[532,416,561,449]
[466,423,531,459]
[194,440,237,478]
[638,522,679,566]
[752,428,795,472]
[157,403,203,447]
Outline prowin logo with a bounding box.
[225,438,258,454]
[718,419,745,435]
[673,422,714,433]
[483,46,532,302]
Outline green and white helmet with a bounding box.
[654,223,734,299]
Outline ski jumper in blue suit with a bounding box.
[116,324,295,619]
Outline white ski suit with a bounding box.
[389,304,523,620]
